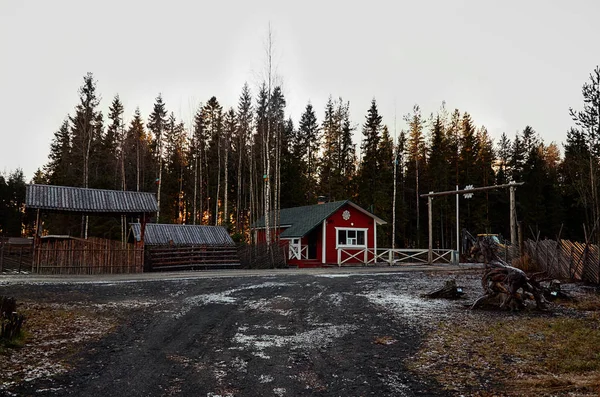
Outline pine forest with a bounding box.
[2,66,600,250]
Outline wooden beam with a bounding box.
[420,182,524,198]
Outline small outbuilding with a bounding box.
[130,223,239,271]
[252,200,386,267]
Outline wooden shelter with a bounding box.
[25,184,158,274]
[129,223,239,271]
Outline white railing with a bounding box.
[289,244,309,260]
[337,248,458,266]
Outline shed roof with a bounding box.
[26,184,158,213]
[130,223,234,246]
[252,200,386,238]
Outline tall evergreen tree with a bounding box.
[405,105,427,246]
[234,83,252,232]
[45,118,72,186]
[297,102,320,204]
[357,99,383,212]
[70,72,102,189]
[147,94,168,219]
[204,96,224,225]
[100,95,125,190]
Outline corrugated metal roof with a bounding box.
[26,184,158,213]
[130,223,234,246]
[252,200,386,238]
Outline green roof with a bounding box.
[252,200,385,238]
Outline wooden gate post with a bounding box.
[428,196,433,265]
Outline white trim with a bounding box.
[322,220,327,264]
[335,227,369,249]
[374,223,377,256]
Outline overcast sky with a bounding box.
[1,0,599,180]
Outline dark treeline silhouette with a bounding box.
[8,66,598,248]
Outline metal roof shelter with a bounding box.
[130,223,234,246]
[26,184,158,214]
[252,200,386,238]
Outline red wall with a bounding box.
[323,203,376,264]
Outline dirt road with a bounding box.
[1,269,475,396]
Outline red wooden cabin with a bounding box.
[252,200,386,267]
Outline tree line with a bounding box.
[8,65,599,248]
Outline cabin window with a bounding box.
[336,228,367,248]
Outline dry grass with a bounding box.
[409,294,600,396]
[0,301,118,388]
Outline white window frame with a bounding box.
[335,227,368,248]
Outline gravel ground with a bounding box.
[0,267,549,396]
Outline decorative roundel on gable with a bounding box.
[342,210,351,221]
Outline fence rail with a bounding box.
[337,247,458,266]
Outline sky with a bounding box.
[1,0,599,180]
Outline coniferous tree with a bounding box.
[163,112,187,223]
[319,97,339,200]
[223,108,237,228]
[204,96,224,225]
[70,73,102,190]
[297,102,320,204]
[496,133,511,184]
[405,105,426,246]
[358,99,383,212]
[234,83,252,232]
[45,118,73,186]
[101,95,125,190]
[147,94,168,220]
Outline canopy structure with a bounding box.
[26,184,158,214]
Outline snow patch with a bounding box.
[273,387,286,396]
[259,374,274,383]
[360,290,451,324]
[232,324,358,356]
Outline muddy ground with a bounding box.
[0,268,590,396]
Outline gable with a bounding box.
[253,200,386,238]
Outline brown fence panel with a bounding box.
[33,238,143,275]
[505,238,600,284]
[146,245,241,271]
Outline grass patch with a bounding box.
[410,305,600,396]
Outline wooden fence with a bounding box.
[146,245,240,271]
[0,238,33,273]
[33,237,143,275]
[499,239,600,284]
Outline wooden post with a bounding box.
[32,209,41,272]
[0,236,4,274]
[518,221,523,258]
[428,196,433,265]
[510,185,517,249]
[456,185,459,254]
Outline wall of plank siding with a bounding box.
[33,237,143,274]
